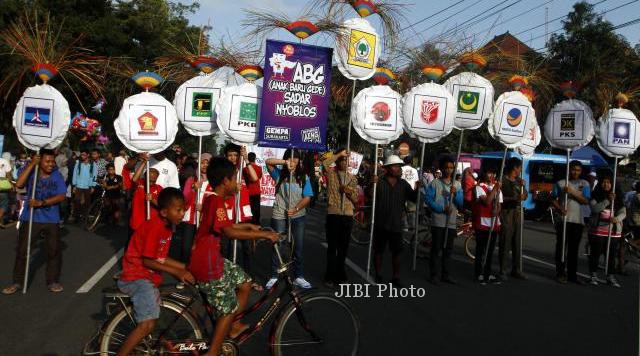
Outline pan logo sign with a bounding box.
[613,121,630,145]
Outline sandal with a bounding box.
[48,283,64,293]
[2,284,20,295]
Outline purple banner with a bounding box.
[258,40,332,150]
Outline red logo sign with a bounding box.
[371,102,391,121]
[137,111,159,135]
[420,100,439,124]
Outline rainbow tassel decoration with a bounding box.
[131,71,164,90]
[520,87,535,102]
[372,67,395,85]
[508,75,528,90]
[460,52,487,72]
[236,65,263,82]
[351,0,378,17]
[421,64,446,82]
[615,92,629,108]
[191,56,223,74]
[32,63,59,82]
[559,80,578,99]
[285,20,319,40]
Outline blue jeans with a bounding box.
[271,216,306,279]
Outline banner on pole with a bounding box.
[258,40,332,150]
[247,144,286,207]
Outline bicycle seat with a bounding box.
[103,286,129,298]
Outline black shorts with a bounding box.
[373,228,403,254]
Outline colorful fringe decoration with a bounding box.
[372,67,395,85]
[285,20,320,40]
[615,92,629,108]
[131,71,164,90]
[421,64,446,82]
[508,75,528,90]
[559,80,578,99]
[190,56,223,74]
[520,87,536,102]
[351,0,379,17]
[32,63,59,82]
[460,52,487,72]
[236,65,263,82]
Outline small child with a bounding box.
[117,187,195,356]
[189,157,279,356]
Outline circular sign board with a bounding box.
[174,74,226,137]
[401,82,455,143]
[215,83,262,145]
[443,72,494,130]
[596,108,640,158]
[543,99,595,150]
[335,17,380,81]
[114,92,179,154]
[13,84,70,150]
[488,91,535,149]
[351,85,403,144]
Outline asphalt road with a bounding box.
[0,202,638,355]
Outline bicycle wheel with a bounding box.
[464,235,476,260]
[272,292,359,356]
[85,199,104,232]
[350,218,370,245]
[98,299,204,354]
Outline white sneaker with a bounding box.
[265,278,278,290]
[176,282,185,290]
[589,273,599,286]
[294,277,312,289]
[607,275,621,288]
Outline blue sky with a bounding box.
[185,0,640,55]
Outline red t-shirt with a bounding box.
[129,179,163,231]
[122,166,133,191]
[120,214,173,286]
[189,193,233,282]
[243,163,262,196]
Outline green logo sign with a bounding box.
[457,91,479,114]
[192,92,212,117]
[239,102,257,122]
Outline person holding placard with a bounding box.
[473,166,503,285]
[550,160,590,284]
[322,149,358,287]
[2,150,67,295]
[587,174,625,287]
[499,157,528,281]
[265,149,314,290]
[425,156,463,285]
[372,156,418,286]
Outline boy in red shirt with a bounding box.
[117,187,195,356]
[129,154,162,232]
[189,157,279,356]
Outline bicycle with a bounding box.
[351,205,371,245]
[84,234,360,355]
[84,187,106,232]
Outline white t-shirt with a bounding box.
[114,156,127,176]
[475,183,504,203]
[401,165,419,190]
[0,158,11,178]
[149,158,180,189]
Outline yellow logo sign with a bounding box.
[347,29,376,69]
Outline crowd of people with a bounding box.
[0,143,639,354]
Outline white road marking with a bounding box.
[76,248,124,293]
[522,254,590,279]
[321,242,374,283]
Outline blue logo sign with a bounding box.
[24,107,51,128]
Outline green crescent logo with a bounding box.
[458,91,479,114]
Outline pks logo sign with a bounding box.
[24,107,51,128]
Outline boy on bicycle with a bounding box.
[189,157,279,356]
[117,187,195,356]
